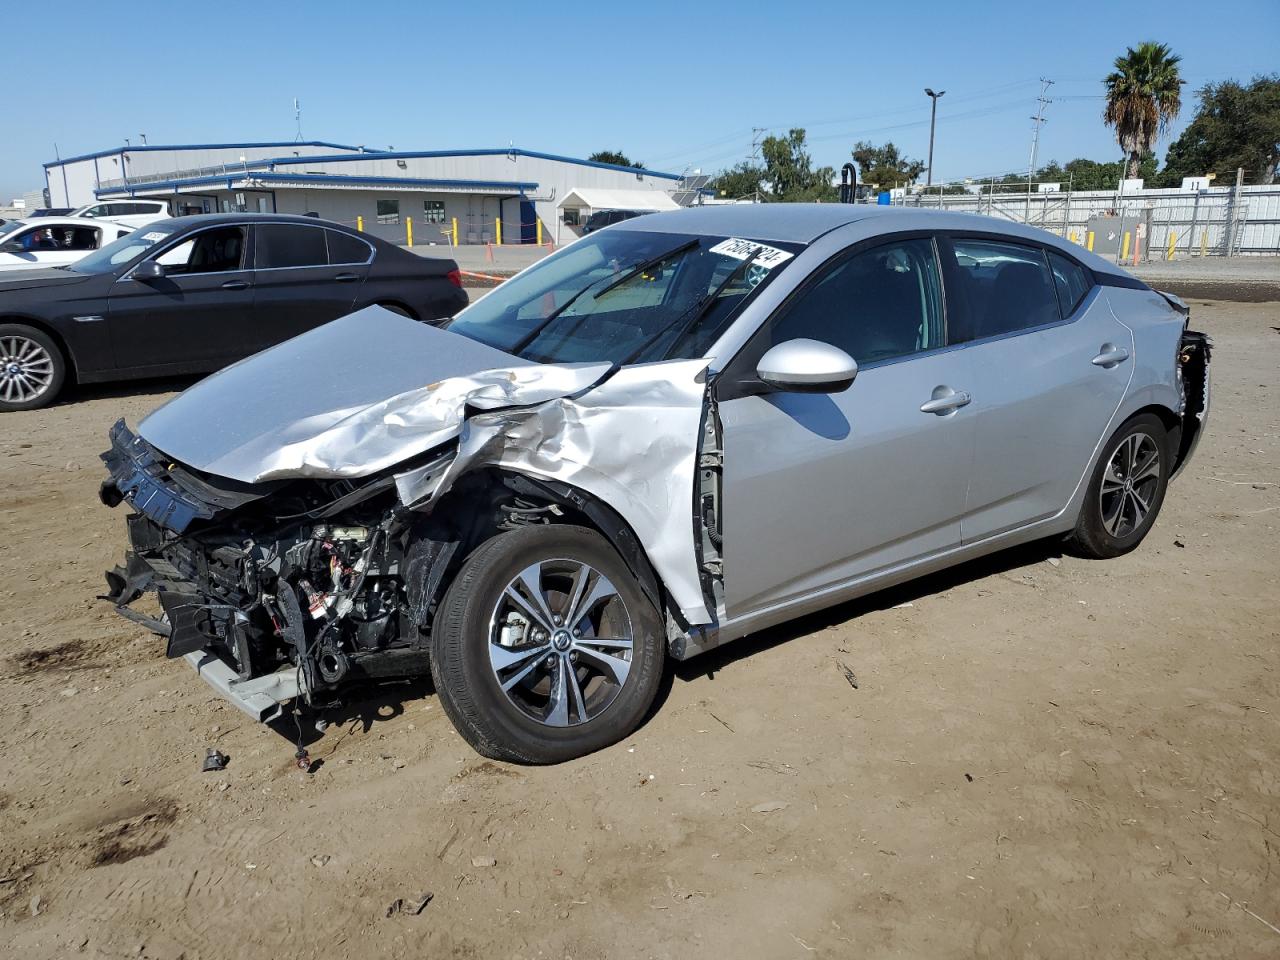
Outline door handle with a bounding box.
[919,388,972,415]
[221,279,250,290]
[333,273,359,282]
[1091,344,1129,367]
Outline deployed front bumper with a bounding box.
[185,651,304,723]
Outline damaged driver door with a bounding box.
[716,235,976,619]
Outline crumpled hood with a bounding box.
[139,306,613,483]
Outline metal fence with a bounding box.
[881,184,1280,258]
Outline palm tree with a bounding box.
[1103,42,1184,180]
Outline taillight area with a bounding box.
[447,269,462,289]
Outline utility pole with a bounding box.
[1025,78,1054,224]
[924,88,945,186]
[294,97,304,142]
[749,127,765,203]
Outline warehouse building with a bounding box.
[42,141,684,245]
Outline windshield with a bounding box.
[0,220,28,239]
[446,230,800,364]
[69,225,175,274]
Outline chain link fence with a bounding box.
[881,185,1279,259]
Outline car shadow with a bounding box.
[258,537,1067,761]
[663,535,1067,690]
[62,375,203,406]
[267,676,436,751]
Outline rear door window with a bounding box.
[255,224,328,269]
[945,238,1060,342]
[1047,250,1093,317]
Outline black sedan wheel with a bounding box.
[0,324,66,411]
[430,525,664,764]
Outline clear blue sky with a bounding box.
[4,0,1277,199]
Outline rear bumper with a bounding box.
[1172,329,1211,480]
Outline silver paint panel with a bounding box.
[719,348,977,617]
[957,289,1135,541]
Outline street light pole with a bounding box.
[924,88,945,186]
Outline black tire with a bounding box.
[0,323,66,411]
[430,524,665,764]
[1068,413,1170,559]
[376,302,417,320]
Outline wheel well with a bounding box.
[1126,403,1182,460]
[403,468,667,637]
[0,315,77,383]
[373,301,418,321]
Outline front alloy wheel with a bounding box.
[489,559,635,728]
[431,524,664,764]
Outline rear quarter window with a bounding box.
[326,230,372,265]
[1048,251,1093,317]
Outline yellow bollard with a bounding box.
[1086,231,1094,251]
[1068,230,1078,244]
[356,215,364,232]
[451,217,458,247]
[536,219,542,246]
[1121,231,1130,261]
[495,217,502,246]
[1166,232,1176,261]
[406,216,413,248]
[1200,230,1208,257]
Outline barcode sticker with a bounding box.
[709,237,794,269]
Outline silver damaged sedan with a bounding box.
[100,205,1211,763]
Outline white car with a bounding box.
[71,199,170,230]
[0,217,135,272]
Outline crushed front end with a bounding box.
[99,419,441,722]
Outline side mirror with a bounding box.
[1,241,24,254]
[756,338,858,393]
[132,260,166,282]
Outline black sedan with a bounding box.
[0,213,468,410]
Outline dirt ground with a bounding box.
[1,301,1277,960]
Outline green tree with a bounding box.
[761,129,836,201]
[851,141,925,190]
[588,151,643,169]
[1161,75,1280,184]
[1103,41,1184,180]
[710,160,767,201]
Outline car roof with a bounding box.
[620,203,1135,278]
[8,216,121,229]
[142,212,362,234]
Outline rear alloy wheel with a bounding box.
[1069,413,1170,559]
[431,524,664,763]
[0,324,66,411]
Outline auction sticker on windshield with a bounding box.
[709,238,794,269]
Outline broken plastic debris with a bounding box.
[201,748,228,772]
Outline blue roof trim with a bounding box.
[45,141,373,168]
[96,171,538,197]
[265,148,682,180]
